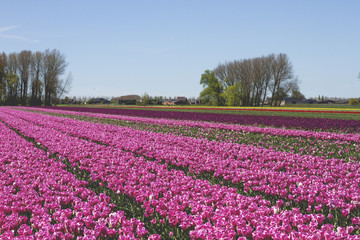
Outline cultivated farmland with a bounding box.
[1,106,360,239]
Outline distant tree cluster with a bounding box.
[349,98,359,105]
[0,49,71,106]
[137,94,165,106]
[200,53,299,106]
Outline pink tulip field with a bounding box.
[1,106,360,239]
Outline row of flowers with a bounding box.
[36,106,360,133]
[0,120,156,239]
[20,107,360,161]
[1,108,359,239]
[10,108,360,217]
[23,106,360,142]
[79,105,360,114]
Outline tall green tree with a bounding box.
[202,53,297,107]
[291,89,305,100]
[6,53,19,105]
[200,70,224,106]
[224,82,242,106]
[5,70,19,105]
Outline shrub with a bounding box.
[349,98,359,105]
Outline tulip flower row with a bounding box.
[1,108,359,239]
[46,104,360,114]
[21,106,360,143]
[36,106,360,133]
[19,107,360,164]
[20,106,360,161]
[0,121,157,239]
[8,108,360,217]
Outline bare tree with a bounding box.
[213,63,226,83]
[238,59,254,106]
[260,56,273,106]
[18,50,32,105]
[42,49,67,105]
[30,51,43,105]
[57,72,73,101]
[252,57,267,106]
[224,60,244,105]
[269,53,294,106]
[214,62,236,88]
[282,77,300,95]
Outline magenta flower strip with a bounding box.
[1,108,359,238]
[35,105,360,133]
[21,106,360,143]
[20,106,360,161]
[10,108,360,221]
[21,107,360,160]
[0,121,155,239]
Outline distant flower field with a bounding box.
[1,106,360,239]
[60,105,360,113]
[42,106,360,133]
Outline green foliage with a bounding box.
[138,93,151,106]
[349,98,359,105]
[4,71,19,105]
[6,71,19,88]
[274,87,288,106]
[152,96,163,105]
[291,89,305,100]
[199,70,224,106]
[224,82,242,106]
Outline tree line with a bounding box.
[200,53,300,106]
[0,49,71,106]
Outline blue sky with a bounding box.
[1,0,359,99]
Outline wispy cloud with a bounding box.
[0,25,39,43]
[0,25,20,33]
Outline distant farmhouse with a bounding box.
[118,95,141,105]
[163,97,188,106]
[318,100,336,104]
[189,98,201,105]
[86,98,110,104]
[175,97,188,105]
[281,97,318,105]
[281,97,360,105]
